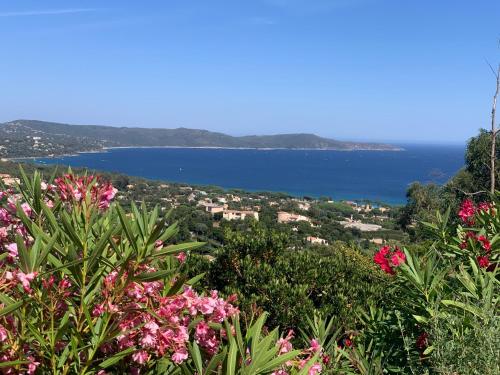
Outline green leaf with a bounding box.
[0,361,29,368]
[226,337,238,375]
[16,235,32,273]
[117,205,138,253]
[0,299,23,317]
[98,347,136,368]
[188,341,203,374]
[88,224,117,270]
[423,345,434,355]
[441,300,487,319]
[134,270,175,282]
[259,350,301,372]
[186,273,206,286]
[35,230,60,269]
[152,241,205,258]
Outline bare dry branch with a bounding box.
[490,64,499,194]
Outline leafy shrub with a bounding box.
[190,223,388,332]
[361,197,500,373]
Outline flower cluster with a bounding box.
[457,199,496,270]
[90,265,239,370]
[0,271,75,373]
[459,231,492,268]
[0,189,32,262]
[373,245,406,275]
[273,330,324,375]
[55,174,117,210]
[458,199,495,226]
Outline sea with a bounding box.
[32,144,465,205]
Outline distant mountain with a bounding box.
[0,120,402,158]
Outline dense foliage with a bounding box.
[188,224,388,333]
[360,198,499,374]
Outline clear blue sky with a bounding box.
[1,0,499,143]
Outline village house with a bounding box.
[370,238,385,245]
[223,210,259,221]
[200,202,226,215]
[227,194,241,202]
[306,236,329,245]
[277,211,311,224]
[297,202,311,211]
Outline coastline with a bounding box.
[8,144,405,161]
[104,145,405,151]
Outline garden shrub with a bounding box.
[0,170,322,374]
[192,223,388,333]
[359,197,500,373]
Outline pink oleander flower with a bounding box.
[55,174,117,210]
[21,202,32,217]
[308,363,322,375]
[458,199,476,225]
[0,324,8,342]
[92,303,106,317]
[0,227,8,241]
[390,248,406,267]
[277,330,294,355]
[478,201,493,213]
[27,356,40,375]
[176,252,187,263]
[132,350,149,365]
[5,243,18,258]
[374,245,406,275]
[309,339,321,353]
[477,256,490,268]
[477,235,491,252]
[171,347,188,364]
[16,271,37,293]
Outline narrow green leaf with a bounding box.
[98,347,136,368]
[152,242,206,258]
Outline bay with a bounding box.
[33,144,465,205]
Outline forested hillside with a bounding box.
[0,119,401,158]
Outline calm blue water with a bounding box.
[33,145,465,204]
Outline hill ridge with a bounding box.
[0,119,402,158]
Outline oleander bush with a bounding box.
[358,197,500,373]
[0,170,324,374]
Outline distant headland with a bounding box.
[0,119,403,159]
